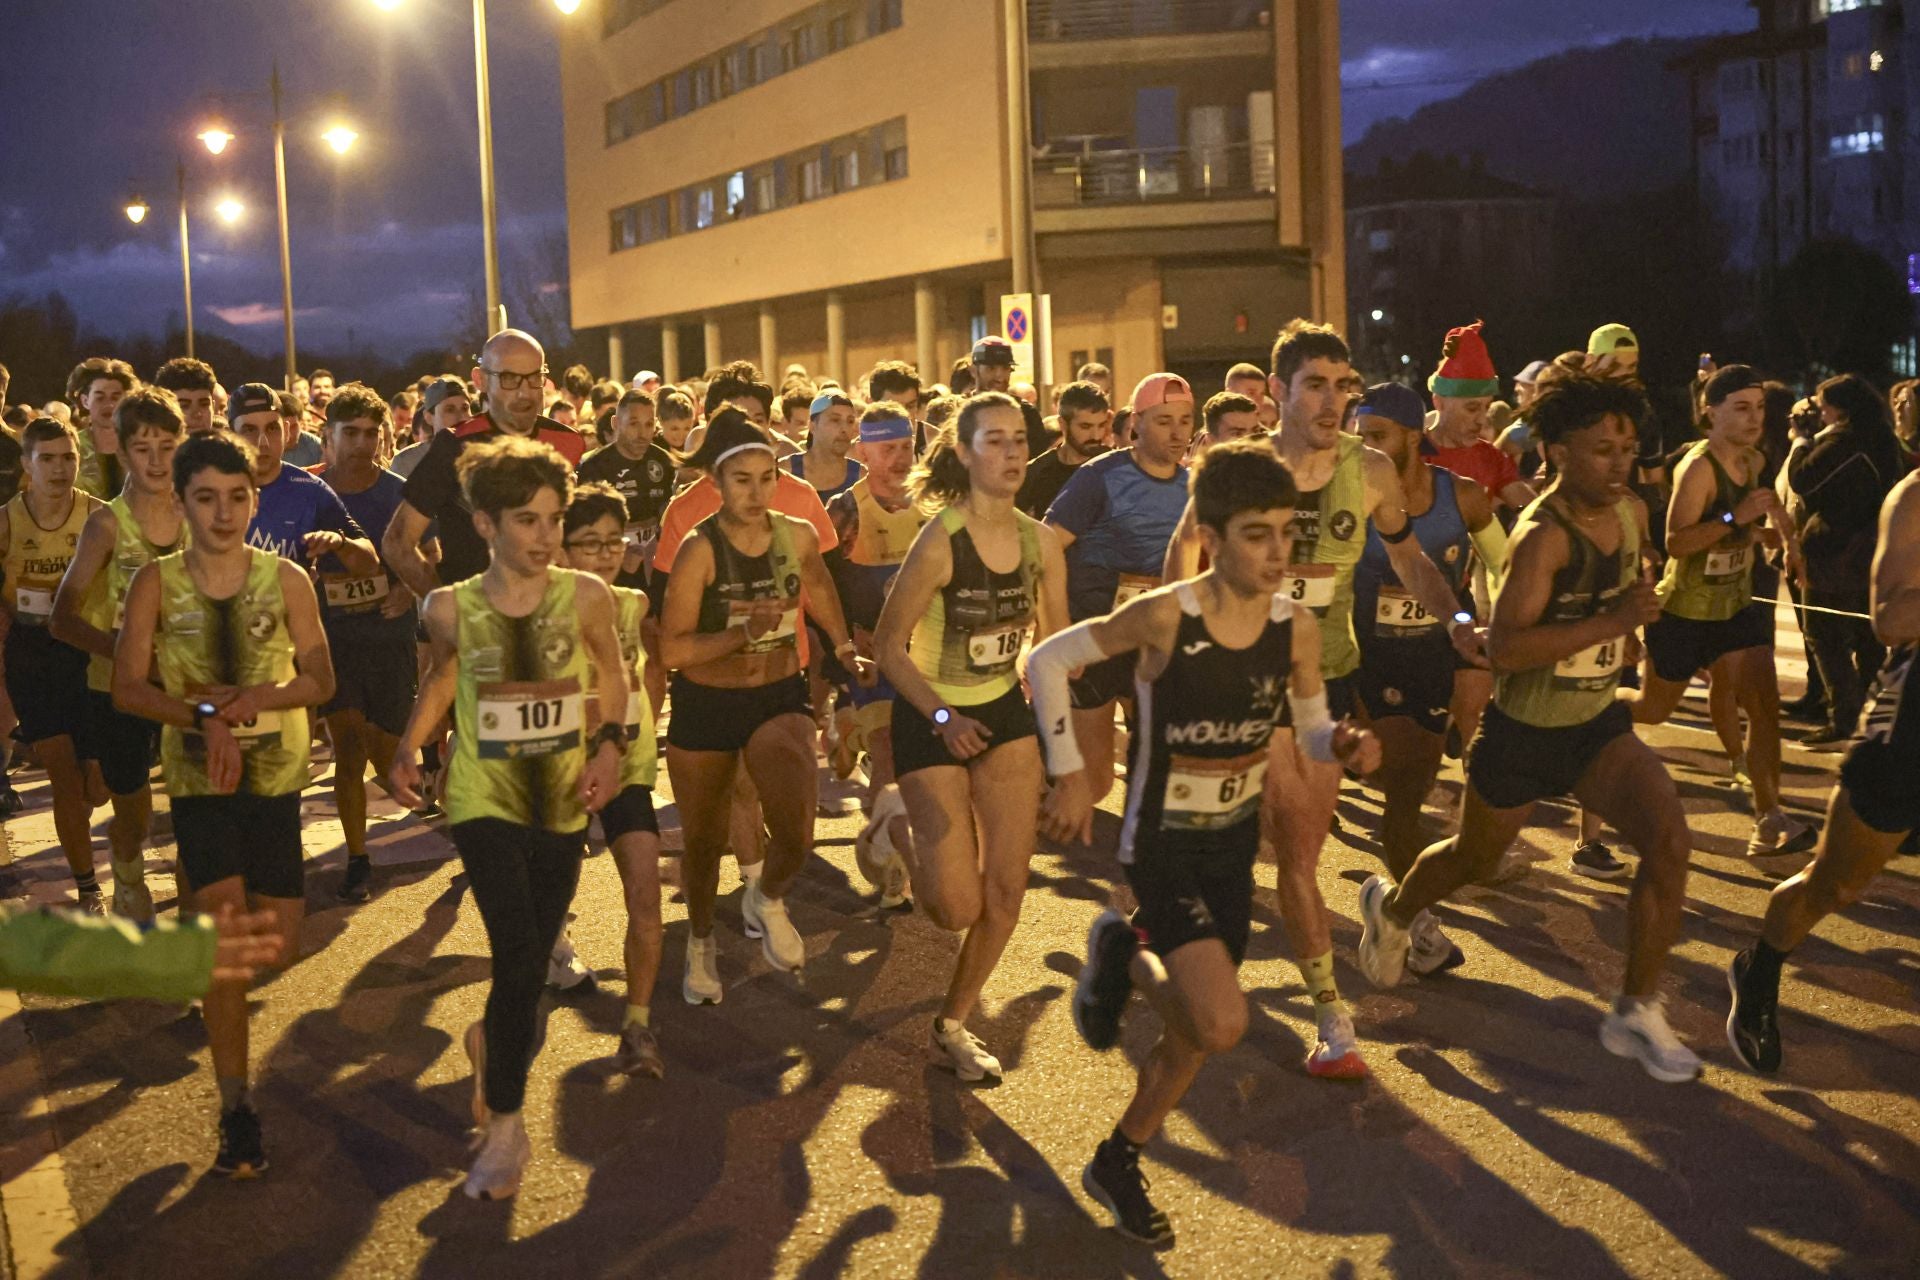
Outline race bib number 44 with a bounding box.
[1161,750,1267,831]
[477,679,583,759]
[1280,564,1336,610]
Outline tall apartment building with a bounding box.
[559,0,1345,393]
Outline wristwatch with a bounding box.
[931,706,953,727]
[591,721,627,752]
[191,701,220,732]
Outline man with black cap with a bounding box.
[970,336,1054,457]
[1622,363,1812,860]
[390,376,472,480]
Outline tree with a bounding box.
[1762,239,1910,383]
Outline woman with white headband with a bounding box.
[658,409,873,1002]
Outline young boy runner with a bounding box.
[113,431,336,1177]
[389,436,628,1200]
[1,418,106,911]
[561,482,665,1076]
[53,388,187,922]
[1033,440,1378,1246]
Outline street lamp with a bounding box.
[198,126,234,155]
[121,160,204,359]
[215,196,246,225]
[124,197,149,225]
[370,0,581,328]
[321,123,359,155]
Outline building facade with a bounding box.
[560,0,1345,394]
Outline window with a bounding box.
[1368,228,1394,252]
[726,171,749,219]
[801,155,826,201]
[756,167,780,213]
[1830,113,1886,154]
[834,149,860,192]
[869,0,903,33]
[828,12,852,51]
[692,63,714,107]
[672,70,692,117]
[884,145,909,181]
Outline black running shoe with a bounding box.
[0,785,23,816]
[212,1104,268,1178]
[1073,911,1139,1052]
[337,855,372,904]
[1726,949,1782,1074]
[1083,1139,1173,1248]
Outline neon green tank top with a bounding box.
[910,507,1043,705]
[1282,432,1368,678]
[447,569,592,832]
[1494,495,1640,728]
[154,548,308,797]
[1657,442,1758,622]
[4,491,95,626]
[605,586,657,790]
[84,496,184,692]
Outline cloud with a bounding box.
[209,302,333,326]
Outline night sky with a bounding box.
[1,0,1753,359]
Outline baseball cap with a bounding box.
[810,390,856,418]
[1587,323,1639,358]
[1128,372,1194,414]
[630,370,660,388]
[970,336,1015,366]
[1704,363,1766,406]
[1354,382,1425,432]
[422,376,471,414]
[226,383,278,421]
[1515,359,1550,386]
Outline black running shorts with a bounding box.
[1466,701,1634,810]
[1069,651,1134,710]
[600,783,659,842]
[1841,649,1917,835]
[80,690,158,796]
[1644,602,1773,684]
[1354,636,1454,734]
[172,791,304,900]
[320,625,418,738]
[665,673,810,753]
[1124,846,1257,967]
[890,685,1036,777]
[4,625,89,744]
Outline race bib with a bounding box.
[730,598,798,654]
[1556,639,1625,684]
[1373,587,1439,635]
[13,585,53,624]
[627,522,660,568]
[321,572,389,612]
[1704,545,1751,580]
[967,623,1024,673]
[1280,563,1336,610]
[625,689,646,736]
[1162,750,1267,831]
[1112,573,1159,609]
[186,685,283,755]
[476,678,582,760]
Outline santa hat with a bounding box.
[1428,321,1498,399]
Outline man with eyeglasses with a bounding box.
[383,330,585,597]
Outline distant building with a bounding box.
[1344,154,1555,379]
[559,0,1345,393]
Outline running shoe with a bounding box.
[854,785,909,894]
[1306,1009,1369,1080]
[1082,1138,1173,1248]
[77,888,107,918]
[546,926,596,992]
[1600,996,1703,1083]
[1570,840,1631,881]
[1356,874,1410,988]
[212,1104,268,1178]
[930,1018,1003,1082]
[463,1019,490,1128]
[0,785,23,816]
[1406,910,1465,977]
[683,934,723,1005]
[615,1023,666,1079]
[1722,758,1755,811]
[1746,809,1816,860]
[1798,724,1854,750]
[1725,948,1782,1074]
[1073,910,1140,1051]
[879,855,911,911]
[742,882,805,971]
[111,871,154,924]
[464,1113,531,1201]
[336,855,373,904]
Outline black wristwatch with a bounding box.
[591,720,627,753]
[192,701,220,732]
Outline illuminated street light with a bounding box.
[1370,309,1385,322]
[553,0,581,13]
[215,195,245,224]
[198,126,235,155]
[125,196,150,224]
[321,123,359,155]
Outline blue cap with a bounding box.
[810,390,855,418]
[1355,382,1425,431]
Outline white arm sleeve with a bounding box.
[1288,687,1336,763]
[1027,621,1110,777]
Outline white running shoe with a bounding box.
[1405,910,1466,977]
[463,1020,490,1129]
[546,926,594,991]
[112,870,155,925]
[1746,809,1815,860]
[855,785,909,892]
[742,882,805,971]
[683,934,723,1005]
[1305,1009,1368,1080]
[1356,875,1411,988]
[1600,996,1704,1083]
[464,1112,531,1201]
[931,1017,1003,1082]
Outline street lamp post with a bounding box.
[177,162,196,359]
[271,64,298,392]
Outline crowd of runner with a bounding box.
[0,313,1911,1249]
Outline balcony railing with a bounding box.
[1028,0,1271,42]
[1034,139,1275,207]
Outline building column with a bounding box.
[606,326,624,384]
[825,290,846,386]
[759,303,778,381]
[660,321,680,384]
[703,313,723,373]
[914,277,937,383]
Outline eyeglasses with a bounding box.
[484,367,548,391]
[564,537,624,556]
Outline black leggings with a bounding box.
[452,818,585,1114]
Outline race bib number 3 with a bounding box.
[322,573,389,612]
[1373,587,1439,635]
[1556,640,1625,685]
[1161,750,1267,831]
[1280,564,1336,611]
[967,623,1024,673]
[1112,573,1159,609]
[477,679,583,760]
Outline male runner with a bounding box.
[153,357,218,436]
[1726,469,1920,1073]
[388,376,472,481]
[67,357,138,501]
[1424,322,1536,512]
[789,391,864,502]
[311,384,419,903]
[225,384,380,577]
[53,388,186,921]
[1193,391,1264,454]
[1033,440,1378,1247]
[576,386,675,586]
[1046,373,1195,805]
[1017,380,1110,518]
[114,430,335,1176]
[1164,320,1480,1078]
[1357,373,1704,1084]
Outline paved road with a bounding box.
[1,641,1916,1278]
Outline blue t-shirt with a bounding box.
[248,464,364,562]
[1045,448,1189,621]
[284,432,325,469]
[313,468,412,638]
[789,453,865,503]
